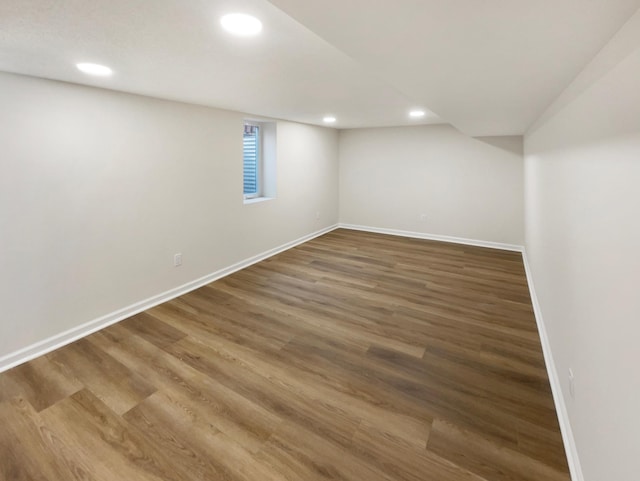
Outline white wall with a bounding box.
[0,72,338,363]
[524,11,640,481]
[339,125,524,246]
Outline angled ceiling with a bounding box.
[1,0,639,135]
[268,0,640,135]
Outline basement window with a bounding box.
[243,120,276,203]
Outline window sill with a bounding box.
[243,196,274,205]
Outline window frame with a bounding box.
[243,121,263,200]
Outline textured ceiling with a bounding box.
[1,0,639,134]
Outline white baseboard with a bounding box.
[0,224,339,373]
[522,251,584,481]
[338,223,524,252]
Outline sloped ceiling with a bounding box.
[1,0,639,135]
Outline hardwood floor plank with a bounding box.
[40,389,183,481]
[351,421,487,481]
[120,312,187,349]
[0,229,570,481]
[0,397,91,481]
[427,418,569,481]
[262,421,395,481]
[212,278,427,358]
[89,331,283,454]
[47,338,156,415]
[516,417,572,472]
[4,356,83,412]
[122,392,244,481]
[165,335,430,450]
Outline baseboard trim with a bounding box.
[338,223,524,252]
[0,224,339,373]
[521,251,584,481]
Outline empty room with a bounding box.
[1,1,639,480]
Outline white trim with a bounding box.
[522,250,584,481]
[338,223,523,252]
[243,196,274,205]
[0,224,339,373]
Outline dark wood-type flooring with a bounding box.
[0,229,570,481]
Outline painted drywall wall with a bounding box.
[339,125,524,245]
[0,71,338,361]
[524,10,640,481]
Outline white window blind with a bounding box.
[243,123,260,197]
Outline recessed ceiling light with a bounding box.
[323,116,337,124]
[409,109,426,118]
[220,13,263,36]
[76,63,113,77]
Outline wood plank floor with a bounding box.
[0,229,570,481]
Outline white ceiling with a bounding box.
[1,0,639,135]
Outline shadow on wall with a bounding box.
[473,136,524,156]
